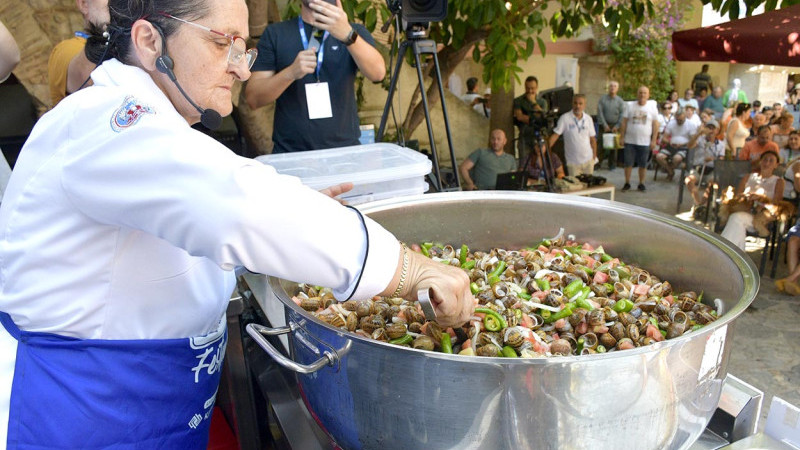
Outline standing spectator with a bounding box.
[656,109,697,181]
[771,111,795,150]
[0,20,19,83]
[724,78,749,107]
[597,81,625,170]
[704,86,726,119]
[677,88,695,109]
[513,76,548,169]
[726,103,752,158]
[740,126,780,171]
[245,0,386,153]
[685,120,725,212]
[47,0,110,107]
[691,64,714,94]
[459,129,517,190]
[548,94,597,177]
[461,77,482,106]
[620,86,660,192]
[787,79,796,105]
[474,88,491,118]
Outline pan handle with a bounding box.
[246,323,336,374]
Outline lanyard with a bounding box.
[75,31,89,39]
[298,17,328,82]
[572,114,585,132]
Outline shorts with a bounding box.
[623,144,649,168]
[658,146,687,160]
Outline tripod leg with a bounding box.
[429,50,460,189]
[412,45,443,192]
[377,42,408,142]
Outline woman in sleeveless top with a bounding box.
[726,103,752,158]
[772,111,796,151]
[721,150,784,249]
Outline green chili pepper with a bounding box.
[535,278,551,291]
[595,263,610,273]
[660,329,667,338]
[475,308,508,331]
[697,291,704,303]
[420,244,431,258]
[489,261,507,279]
[691,324,704,332]
[576,337,585,354]
[603,283,614,292]
[649,316,659,327]
[514,309,522,319]
[462,260,476,270]
[600,253,613,263]
[519,291,532,300]
[613,266,631,279]
[540,309,552,320]
[612,298,634,313]
[459,244,469,266]
[441,333,453,354]
[487,276,500,286]
[538,239,551,248]
[501,346,518,358]
[470,282,480,295]
[575,288,595,311]
[596,345,607,353]
[543,304,574,323]
[389,334,413,346]
[563,279,584,299]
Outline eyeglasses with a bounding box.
[159,12,258,70]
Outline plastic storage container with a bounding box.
[256,143,431,205]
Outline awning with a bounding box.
[672,4,800,66]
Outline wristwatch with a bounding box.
[344,28,358,46]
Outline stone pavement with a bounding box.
[592,163,800,428]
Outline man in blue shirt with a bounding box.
[245,0,385,153]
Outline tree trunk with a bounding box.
[490,83,515,157]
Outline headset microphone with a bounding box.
[154,43,222,130]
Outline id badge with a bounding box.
[306,82,333,119]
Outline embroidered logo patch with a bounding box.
[110,95,154,132]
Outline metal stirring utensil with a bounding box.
[417,288,438,322]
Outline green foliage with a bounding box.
[701,0,799,20]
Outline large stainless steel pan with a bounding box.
[247,192,759,450]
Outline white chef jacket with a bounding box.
[0,59,398,443]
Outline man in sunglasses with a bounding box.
[246,0,385,153]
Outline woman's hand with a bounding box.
[397,250,475,328]
[319,182,353,204]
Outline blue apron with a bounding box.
[1,311,227,449]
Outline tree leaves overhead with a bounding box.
[700,0,796,20]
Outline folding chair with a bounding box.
[675,147,696,213]
[708,160,751,231]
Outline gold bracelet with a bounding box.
[392,244,409,298]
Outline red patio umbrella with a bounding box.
[672,4,800,66]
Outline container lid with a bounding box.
[256,143,432,190]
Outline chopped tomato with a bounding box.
[593,271,609,284]
[521,313,534,328]
[664,295,675,305]
[420,322,428,335]
[634,284,650,296]
[607,258,621,268]
[618,339,635,350]
[646,324,665,342]
[576,321,588,334]
[592,325,609,334]
[292,296,303,306]
[583,256,598,268]
[397,310,407,321]
[447,327,457,339]
[554,318,567,329]
[462,339,472,349]
[538,245,549,252]
[582,243,594,251]
[532,291,548,300]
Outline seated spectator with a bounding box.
[459,129,517,190]
[705,86,726,119]
[657,101,673,135]
[524,147,565,185]
[685,120,725,212]
[696,87,709,111]
[721,151,784,250]
[781,130,800,169]
[773,103,784,119]
[740,125,779,171]
[684,102,702,127]
[771,111,795,150]
[677,88,695,109]
[656,109,697,181]
[668,89,679,114]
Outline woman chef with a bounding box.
[0,0,473,447]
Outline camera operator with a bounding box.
[513,76,548,168]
